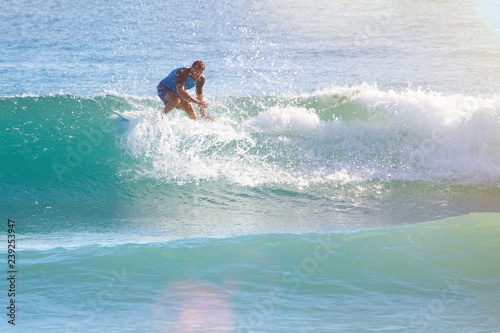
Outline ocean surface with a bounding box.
[1,0,500,332]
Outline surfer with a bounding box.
[157,60,213,121]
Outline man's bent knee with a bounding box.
[162,94,182,114]
[166,95,181,106]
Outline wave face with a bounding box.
[3,86,499,187]
[2,86,500,234]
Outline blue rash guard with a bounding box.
[157,67,204,105]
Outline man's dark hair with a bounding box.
[192,60,205,70]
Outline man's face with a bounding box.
[190,68,204,81]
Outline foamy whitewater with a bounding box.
[1,0,500,332]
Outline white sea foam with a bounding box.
[307,84,500,185]
[118,85,500,187]
[248,106,320,134]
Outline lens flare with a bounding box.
[475,0,500,37]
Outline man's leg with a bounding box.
[178,100,197,120]
[162,91,181,115]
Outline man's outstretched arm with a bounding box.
[197,92,213,121]
[176,83,204,105]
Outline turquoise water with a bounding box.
[17,215,500,332]
[2,0,500,332]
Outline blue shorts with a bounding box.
[157,85,174,105]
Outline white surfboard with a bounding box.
[113,111,140,121]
